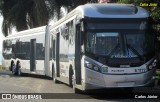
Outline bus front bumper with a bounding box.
[82,68,156,90]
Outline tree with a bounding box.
[116,0,160,47]
[1,0,158,37]
[0,0,98,36]
[0,0,73,36]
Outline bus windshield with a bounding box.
[86,31,145,58]
[85,20,154,64]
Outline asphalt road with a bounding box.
[0,70,160,102]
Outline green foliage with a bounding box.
[0,0,52,36]
[117,0,160,33]
[0,0,97,36]
[0,0,159,36]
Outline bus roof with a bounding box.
[76,3,149,18]
[50,3,149,30]
[5,26,46,39]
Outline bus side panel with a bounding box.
[44,25,51,77]
[10,33,45,75]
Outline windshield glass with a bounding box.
[85,19,155,58]
[84,18,155,66]
[86,31,145,58]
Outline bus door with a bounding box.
[51,34,56,77]
[56,33,60,77]
[75,23,82,84]
[30,39,36,71]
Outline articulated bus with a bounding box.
[2,3,156,93]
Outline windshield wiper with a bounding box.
[127,44,144,61]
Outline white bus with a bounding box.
[2,3,156,93]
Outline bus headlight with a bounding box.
[152,62,156,67]
[86,63,93,69]
[147,59,157,71]
[93,66,99,71]
[85,61,101,72]
[148,65,153,70]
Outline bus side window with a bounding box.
[6,40,12,49]
[69,21,74,45]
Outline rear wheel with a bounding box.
[12,63,17,75]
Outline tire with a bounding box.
[11,63,16,75]
[17,63,22,76]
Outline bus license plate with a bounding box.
[117,82,135,87]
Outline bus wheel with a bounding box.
[69,68,73,87]
[12,63,17,75]
[17,63,22,76]
[53,67,58,83]
[10,61,14,71]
